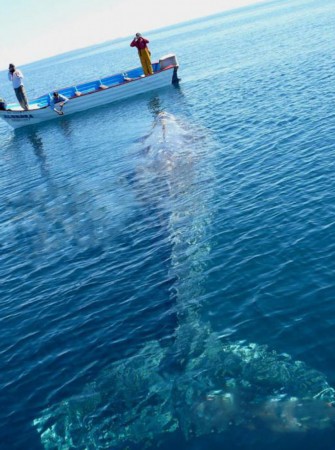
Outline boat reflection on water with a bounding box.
[33,111,335,449]
[26,129,49,179]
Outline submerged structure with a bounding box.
[0,54,179,129]
[34,329,335,449]
[34,113,335,449]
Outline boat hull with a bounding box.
[0,63,179,129]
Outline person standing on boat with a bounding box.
[8,63,29,110]
[49,92,69,115]
[130,33,154,76]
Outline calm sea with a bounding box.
[1,0,335,448]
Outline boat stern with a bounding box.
[159,54,180,84]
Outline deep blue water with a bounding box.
[1,0,335,449]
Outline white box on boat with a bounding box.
[159,54,179,69]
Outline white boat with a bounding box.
[0,54,179,129]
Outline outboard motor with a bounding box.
[159,54,180,84]
[159,54,179,69]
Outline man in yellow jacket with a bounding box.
[130,33,154,76]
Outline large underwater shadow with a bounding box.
[32,108,335,449]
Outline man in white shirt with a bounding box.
[8,63,29,110]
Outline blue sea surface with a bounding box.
[1,0,335,448]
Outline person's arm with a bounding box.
[58,94,69,105]
[130,39,137,47]
[14,70,23,80]
[143,39,149,44]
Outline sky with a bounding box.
[0,0,266,70]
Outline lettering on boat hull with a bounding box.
[4,114,34,120]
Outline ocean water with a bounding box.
[1,0,335,448]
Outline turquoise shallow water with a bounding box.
[1,0,335,448]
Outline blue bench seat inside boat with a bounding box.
[124,68,143,78]
[30,95,50,108]
[73,82,100,94]
[100,74,125,87]
[58,87,78,98]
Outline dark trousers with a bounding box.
[14,86,29,110]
